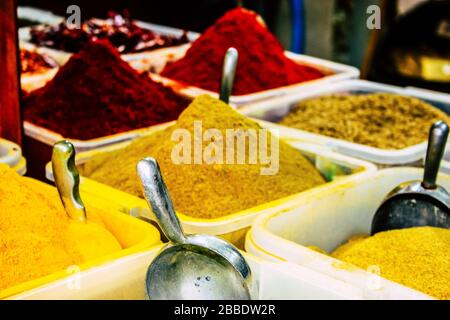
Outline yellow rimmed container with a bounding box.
[1,179,162,300]
[245,168,450,300]
[46,134,377,249]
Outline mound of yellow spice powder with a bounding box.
[332,227,450,299]
[0,164,122,292]
[81,95,325,219]
[279,93,450,149]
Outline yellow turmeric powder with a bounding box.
[0,164,121,292]
[332,227,450,300]
[81,95,325,219]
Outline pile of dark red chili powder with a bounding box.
[161,8,326,96]
[23,40,189,140]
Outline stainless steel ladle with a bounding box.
[52,140,87,223]
[137,157,253,300]
[371,121,450,234]
[219,47,238,104]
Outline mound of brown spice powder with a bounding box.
[23,40,189,140]
[81,95,326,219]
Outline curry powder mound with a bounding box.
[82,95,325,219]
[280,93,450,150]
[0,165,121,291]
[332,227,450,300]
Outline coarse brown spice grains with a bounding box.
[331,227,450,299]
[279,93,450,149]
[81,95,325,219]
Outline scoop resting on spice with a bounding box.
[279,93,450,149]
[0,164,121,292]
[371,121,450,234]
[80,95,325,219]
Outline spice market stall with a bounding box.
[1,1,450,303]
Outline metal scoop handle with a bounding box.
[137,158,187,244]
[219,47,238,104]
[52,140,86,222]
[423,121,449,189]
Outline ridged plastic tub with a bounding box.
[46,136,376,249]
[239,80,450,165]
[10,247,363,300]
[246,168,450,300]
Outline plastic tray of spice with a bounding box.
[144,45,359,107]
[0,178,162,299]
[45,134,376,249]
[22,40,193,153]
[246,167,450,300]
[19,13,199,67]
[139,8,359,106]
[10,246,367,300]
[239,80,450,165]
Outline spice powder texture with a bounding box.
[161,8,325,95]
[332,227,450,300]
[0,165,121,292]
[81,95,326,219]
[279,93,450,149]
[23,40,189,140]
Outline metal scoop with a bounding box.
[219,47,238,104]
[52,140,87,223]
[371,121,450,235]
[137,157,252,300]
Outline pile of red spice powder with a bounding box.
[23,40,189,140]
[161,8,326,96]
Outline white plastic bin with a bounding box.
[246,167,449,300]
[19,18,199,68]
[240,80,450,165]
[46,137,376,249]
[142,45,359,106]
[0,138,26,175]
[10,247,362,300]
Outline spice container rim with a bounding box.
[24,118,179,154]
[0,179,162,299]
[45,136,377,236]
[246,167,448,300]
[145,44,360,105]
[239,79,450,165]
[19,19,199,66]
[9,245,364,300]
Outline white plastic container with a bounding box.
[19,19,198,68]
[141,44,359,106]
[240,80,450,165]
[24,120,177,154]
[10,246,362,300]
[0,138,26,175]
[46,138,376,248]
[246,167,449,300]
